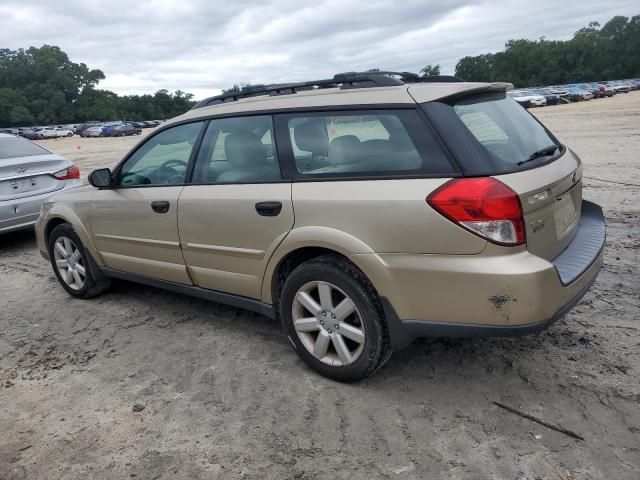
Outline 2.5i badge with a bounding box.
[530,217,548,233]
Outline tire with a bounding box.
[279,255,391,382]
[48,223,110,299]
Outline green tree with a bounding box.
[0,88,33,126]
[420,64,441,76]
[0,45,196,126]
[454,14,640,86]
[454,54,494,81]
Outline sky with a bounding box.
[1,0,638,100]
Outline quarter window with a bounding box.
[286,110,453,176]
[117,122,203,186]
[191,115,281,184]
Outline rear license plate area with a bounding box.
[554,194,578,237]
[10,177,38,195]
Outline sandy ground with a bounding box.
[1,95,639,480]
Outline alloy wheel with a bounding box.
[292,281,365,366]
[53,237,86,290]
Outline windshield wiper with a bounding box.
[518,144,559,165]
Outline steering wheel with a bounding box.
[155,159,188,184]
[159,159,188,169]
[120,172,151,185]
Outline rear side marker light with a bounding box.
[53,164,80,180]
[427,177,526,246]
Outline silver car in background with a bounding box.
[0,133,81,234]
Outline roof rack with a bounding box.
[191,71,464,109]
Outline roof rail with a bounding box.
[191,71,464,110]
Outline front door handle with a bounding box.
[151,200,170,213]
[255,201,282,217]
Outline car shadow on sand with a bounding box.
[0,228,37,252]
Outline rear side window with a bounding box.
[452,93,562,172]
[191,115,281,184]
[283,110,454,177]
[0,136,49,160]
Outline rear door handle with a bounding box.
[255,201,282,217]
[151,201,170,213]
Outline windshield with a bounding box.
[0,136,50,160]
[453,93,561,173]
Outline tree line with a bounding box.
[0,45,196,127]
[455,15,640,86]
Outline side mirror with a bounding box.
[89,168,112,188]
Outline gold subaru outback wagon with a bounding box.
[36,72,605,382]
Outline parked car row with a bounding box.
[9,127,75,140]
[77,120,162,137]
[79,123,143,137]
[507,78,639,108]
[0,120,165,141]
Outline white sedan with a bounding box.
[37,128,74,139]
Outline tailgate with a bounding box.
[496,150,582,260]
[0,154,70,202]
[0,173,64,201]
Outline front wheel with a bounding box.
[279,255,391,382]
[48,223,110,298]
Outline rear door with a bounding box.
[90,121,204,283]
[178,115,293,299]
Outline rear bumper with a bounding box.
[356,200,606,349]
[0,180,81,235]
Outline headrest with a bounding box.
[224,131,267,168]
[294,119,329,156]
[328,135,361,165]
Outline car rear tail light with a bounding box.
[427,178,526,246]
[53,164,80,180]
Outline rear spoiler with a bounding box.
[408,82,513,104]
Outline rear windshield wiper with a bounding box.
[518,144,559,165]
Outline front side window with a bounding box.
[453,94,561,173]
[191,115,281,184]
[117,122,203,186]
[286,110,453,176]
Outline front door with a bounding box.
[178,115,293,299]
[90,121,205,284]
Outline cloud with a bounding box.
[0,0,637,99]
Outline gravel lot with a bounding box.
[1,94,639,480]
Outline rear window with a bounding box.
[452,94,562,173]
[0,136,49,160]
[284,110,455,178]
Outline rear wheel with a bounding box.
[48,223,110,298]
[280,255,391,382]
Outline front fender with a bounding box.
[36,200,101,267]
